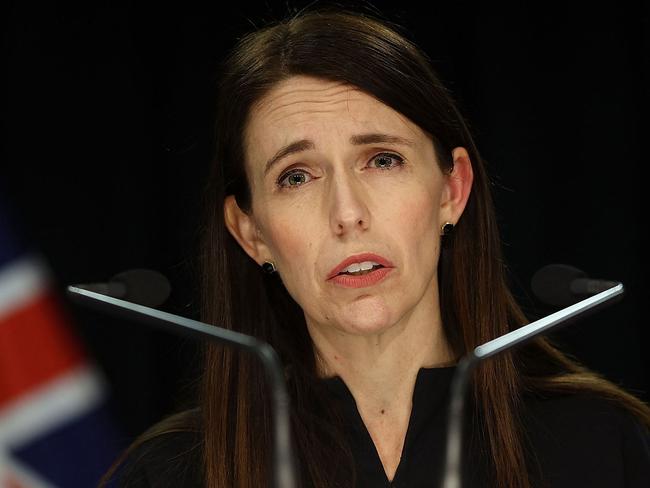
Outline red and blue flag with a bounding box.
[0,199,122,487]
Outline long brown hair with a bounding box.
[101,6,650,488]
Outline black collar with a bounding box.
[318,367,458,486]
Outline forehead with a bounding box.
[244,76,428,166]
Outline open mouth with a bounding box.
[338,261,385,276]
[327,253,394,284]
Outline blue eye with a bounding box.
[278,169,312,188]
[369,153,405,170]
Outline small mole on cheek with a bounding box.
[381,409,385,414]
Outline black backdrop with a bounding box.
[2,1,648,443]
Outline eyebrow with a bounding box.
[263,133,415,175]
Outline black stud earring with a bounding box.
[441,222,454,236]
[262,261,276,274]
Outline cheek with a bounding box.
[381,187,442,270]
[264,215,319,287]
[255,196,315,258]
[381,185,440,238]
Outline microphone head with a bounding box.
[110,268,171,308]
[531,264,587,308]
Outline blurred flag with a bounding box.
[0,199,122,487]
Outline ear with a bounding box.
[223,195,272,265]
[439,147,474,224]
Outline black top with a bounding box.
[114,367,650,487]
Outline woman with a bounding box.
[105,7,650,488]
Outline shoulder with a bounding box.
[521,392,650,487]
[112,409,204,487]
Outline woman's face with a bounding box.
[225,75,472,337]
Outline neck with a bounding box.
[307,304,455,412]
[305,288,456,482]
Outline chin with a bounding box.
[336,298,395,335]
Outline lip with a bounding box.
[326,253,395,281]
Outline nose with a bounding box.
[328,171,371,237]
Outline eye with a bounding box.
[368,152,405,170]
[277,169,313,188]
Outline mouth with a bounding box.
[337,261,385,276]
[327,253,394,281]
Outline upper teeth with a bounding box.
[342,261,380,273]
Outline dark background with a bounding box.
[2,0,648,444]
